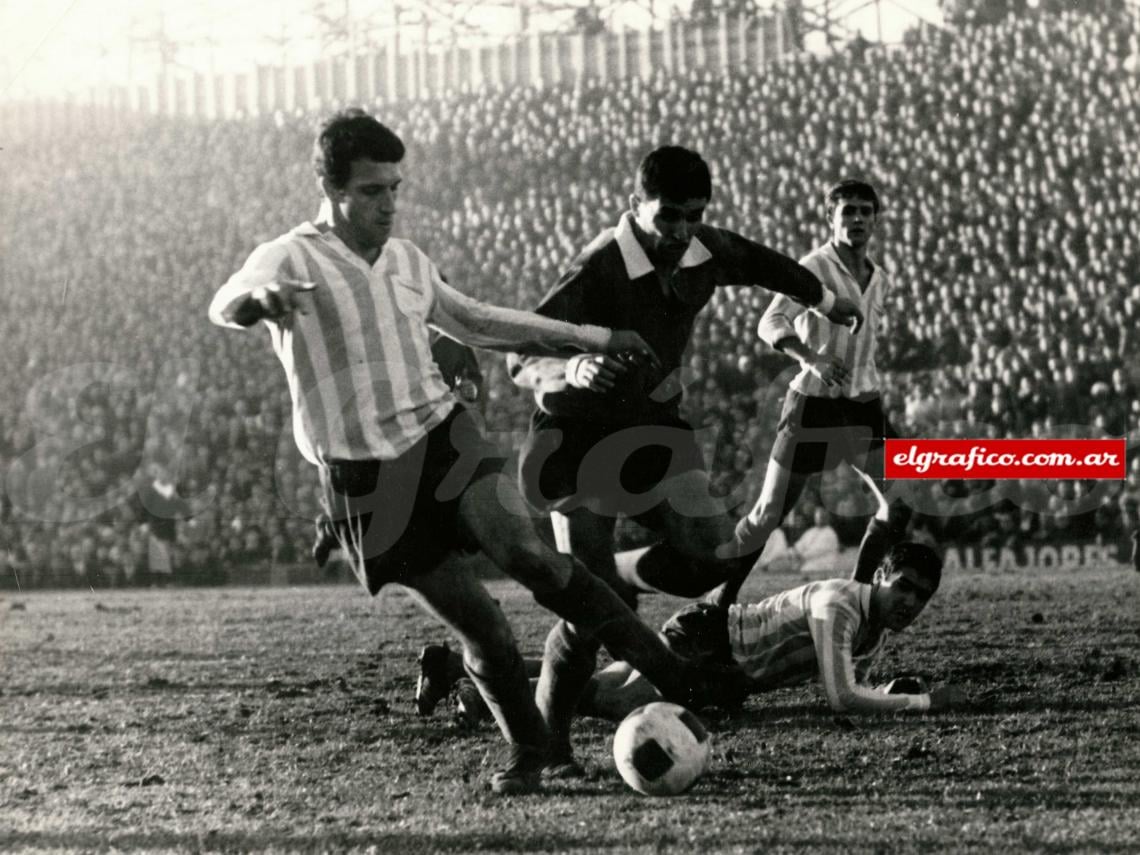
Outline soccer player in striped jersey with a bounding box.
[208,110,745,795]
[710,179,911,607]
[425,479,968,725]
[580,537,968,719]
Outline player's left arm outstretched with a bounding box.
[429,270,659,365]
[811,595,964,714]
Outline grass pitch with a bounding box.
[2,566,1139,853]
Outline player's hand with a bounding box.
[604,331,661,372]
[799,353,849,387]
[826,296,863,333]
[928,684,969,711]
[251,279,317,321]
[566,353,628,392]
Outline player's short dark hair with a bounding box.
[637,146,713,203]
[825,179,881,216]
[879,542,941,590]
[313,108,405,188]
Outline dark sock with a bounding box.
[446,648,466,686]
[463,648,549,751]
[534,622,601,754]
[534,561,693,702]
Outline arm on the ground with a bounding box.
[812,592,932,713]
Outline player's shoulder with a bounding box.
[797,243,833,272]
[807,578,866,615]
[578,225,621,267]
[550,225,622,289]
[241,229,306,270]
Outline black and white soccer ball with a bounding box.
[612,702,712,796]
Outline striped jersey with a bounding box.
[757,242,888,399]
[727,579,931,712]
[209,221,611,464]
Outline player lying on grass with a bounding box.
[418,477,968,728]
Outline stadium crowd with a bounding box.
[2,7,1138,587]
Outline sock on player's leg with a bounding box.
[462,646,550,753]
[535,561,741,708]
[534,621,601,762]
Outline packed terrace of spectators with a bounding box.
[2,8,1137,587]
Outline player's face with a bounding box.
[873,564,937,632]
[631,195,708,265]
[829,195,878,250]
[328,159,401,254]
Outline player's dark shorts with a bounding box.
[316,405,506,595]
[659,602,733,667]
[518,412,707,513]
[770,391,898,475]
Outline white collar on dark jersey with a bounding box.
[614,212,713,280]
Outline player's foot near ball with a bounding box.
[543,744,586,780]
[415,643,453,716]
[490,743,546,795]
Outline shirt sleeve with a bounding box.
[757,253,827,350]
[810,592,932,713]
[427,265,611,356]
[705,227,835,312]
[506,253,596,392]
[207,240,293,329]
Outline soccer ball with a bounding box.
[612,702,712,796]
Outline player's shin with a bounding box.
[534,622,602,758]
[463,647,550,754]
[535,560,742,709]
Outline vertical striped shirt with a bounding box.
[209,221,612,464]
[757,242,889,399]
[727,579,931,713]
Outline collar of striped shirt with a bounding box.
[819,241,880,288]
[614,212,713,280]
[292,216,378,273]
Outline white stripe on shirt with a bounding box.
[209,221,615,464]
[757,242,888,399]
[729,579,929,713]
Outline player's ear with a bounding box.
[320,177,342,204]
[628,193,641,215]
